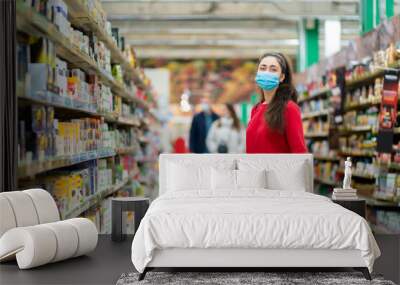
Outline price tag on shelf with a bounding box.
[71,154,81,164]
[32,91,47,102]
[65,97,73,107]
[88,151,97,160]
[51,94,64,106]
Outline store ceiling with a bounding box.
[101,0,393,60]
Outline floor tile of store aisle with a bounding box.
[0,235,133,285]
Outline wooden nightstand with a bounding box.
[332,198,366,218]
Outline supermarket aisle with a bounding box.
[0,235,133,285]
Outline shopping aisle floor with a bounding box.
[0,235,134,285]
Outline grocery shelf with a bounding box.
[16,1,119,90]
[18,90,98,116]
[302,110,330,120]
[17,88,143,128]
[136,157,158,163]
[16,0,160,232]
[61,178,129,219]
[345,64,399,91]
[118,116,141,127]
[18,148,116,178]
[314,176,340,187]
[345,69,384,90]
[359,195,400,210]
[65,0,150,93]
[389,163,400,171]
[116,147,137,155]
[313,155,341,162]
[16,1,149,107]
[304,132,329,139]
[337,170,375,180]
[339,150,376,157]
[65,1,128,68]
[353,173,375,180]
[298,88,331,104]
[344,98,381,112]
[370,224,397,235]
[339,125,378,136]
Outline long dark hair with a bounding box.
[218,103,241,131]
[258,52,298,132]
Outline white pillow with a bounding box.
[237,159,308,191]
[236,169,267,189]
[266,168,306,191]
[167,162,211,191]
[211,168,236,190]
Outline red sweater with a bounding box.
[246,101,307,153]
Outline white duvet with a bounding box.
[131,189,380,273]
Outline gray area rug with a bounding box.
[116,271,395,285]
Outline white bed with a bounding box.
[131,154,380,281]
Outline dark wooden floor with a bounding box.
[1,234,399,285]
[0,235,134,285]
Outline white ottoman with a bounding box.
[0,189,98,269]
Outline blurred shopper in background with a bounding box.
[246,52,306,153]
[206,103,245,153]
[173,137,189,153]
[189,97,219,153]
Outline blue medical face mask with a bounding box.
[255,71,280,91]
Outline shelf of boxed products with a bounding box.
[64,0,134,77]
[16,1,145,107]
[135,156,159,163]
[298,88,331,104]
[61,178,130,220]
[116,146,138,155]
[345,69,385,91]
[17,85,142,128]
[18,148,116,179]
[336,170,375,180]
[345,63,399,91]
[359,194,400,210]
[64,0,154,99]
[344,97,382,112]
[339,149,376,158]
[370,224,397,235]
[304,132,329,139]
[389,163,400,171]
[302,110,330,120]
[117,116,141,127]
[314,176,341,187]
[313,155,341,162]
[16,2,117,89]
[339,125,378,136]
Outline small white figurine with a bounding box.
[343,157,352,190]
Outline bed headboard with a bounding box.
[158,154,314,196]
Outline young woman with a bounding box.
[246,52,307,153]
[206,103,245,153]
